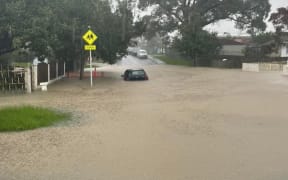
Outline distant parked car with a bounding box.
[137,49,148,59]
[122,69,149,81]
[127,47,138,56]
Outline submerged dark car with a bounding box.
[122,69,149,81]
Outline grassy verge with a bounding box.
[154,55,193,66]
[0,106,71,132]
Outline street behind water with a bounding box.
[1,56,288,180]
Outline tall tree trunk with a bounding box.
[121,0,127,42]
[194,53,198,67]
[79,37,84,80]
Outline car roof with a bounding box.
[125,69,145,72]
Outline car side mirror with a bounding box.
[121,74,124,78]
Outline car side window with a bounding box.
[128,71,132,77]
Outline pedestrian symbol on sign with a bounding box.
[87,34,94,40]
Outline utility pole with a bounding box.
[88,25,93,87]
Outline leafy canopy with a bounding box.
[269,6,288,32]
[137,0,270,61]
[138,0,271,34]
[0,0,137,64]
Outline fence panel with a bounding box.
[37,63,48,85]
[0,65,26,93]
[58,62,64,76]
[49,62,56,80]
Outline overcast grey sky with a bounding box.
[205,0,287,36]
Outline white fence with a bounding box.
[242,63,260,72]
[23,62,66,92]
[31,62,65,90]
[242,62,288,73]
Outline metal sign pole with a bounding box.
[90,49,93,87]
[82,27,97,88]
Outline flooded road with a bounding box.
[1,56,288,180]
[116,55,164,66]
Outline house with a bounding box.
[242,32,288,72]
[210,36,251,68]
[218,37,250,56]
[248,32,288,58]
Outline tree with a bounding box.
[1,0,58,61]
[138,0,271,34]
[173,30,221,65]
[269,6,288,32]
[251,32,275,44]
[0,0,136,71]
[137,0,271,63]
[94,0,134,64]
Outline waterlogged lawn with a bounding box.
[154,55,193,66]
[0,106,71,132]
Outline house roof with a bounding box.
[254,32,288,47]
[218,38,247,45]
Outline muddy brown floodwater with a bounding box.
[1,64,288,180]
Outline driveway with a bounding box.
[1,56,288,180]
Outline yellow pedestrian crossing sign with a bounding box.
[82,30,98,45]
[83,28,98,87]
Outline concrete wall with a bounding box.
[32,65,38,90]
[25,67,31,93]
[243,62,286,72]
[242,63,259,72]
[259,63,284,71]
